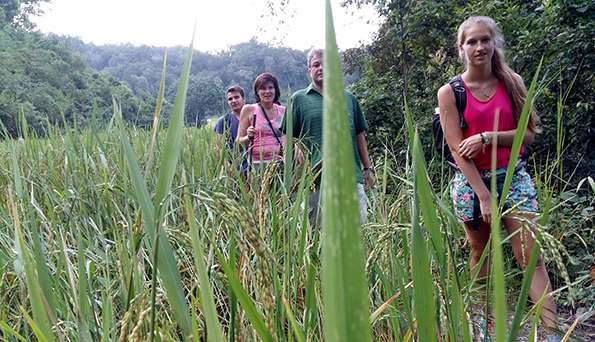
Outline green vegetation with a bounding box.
[0,24,152,136]
[0,0,593,340]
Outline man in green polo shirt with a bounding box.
[281,48,373,228]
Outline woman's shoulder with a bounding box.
[240,103,258,118]
[437,83,455,100]
[438,83,452,94]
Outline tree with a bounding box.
[0,0,49,28]
[184,75,225,126]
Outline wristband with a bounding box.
[480,132,491,145]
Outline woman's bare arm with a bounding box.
[236,104,255,147]
[438,84,493,223]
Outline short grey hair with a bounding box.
[307,48,324,67]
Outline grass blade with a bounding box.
[182,172,225,342]
[0,320,27,342]
[411,130,438,339]
[499,60,542,207]
[144,49,168,176]
[154,35,193,210]
[489,132,507,342]
[507,233,541,341]
[283,295,306,342]
[117,97,192,336]
[9,188,54,341]
[320,1,372,341]
[283,95,294,190]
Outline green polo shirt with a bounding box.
[281,83,368,184]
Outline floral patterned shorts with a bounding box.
[451,164,539,223]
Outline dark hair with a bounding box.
[253,72,280,104]
[226,85,245,98]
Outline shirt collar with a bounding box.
[306,83,322,96]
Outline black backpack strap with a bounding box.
[448,75,468,129]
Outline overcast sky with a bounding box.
[33,0,381,52]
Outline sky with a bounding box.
[33,0,381,52]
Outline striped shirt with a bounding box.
[281,83,368,184]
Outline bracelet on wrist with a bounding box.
[480,132,491,145]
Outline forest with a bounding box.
[0,0,593,340]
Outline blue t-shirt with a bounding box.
[214,113,239,149]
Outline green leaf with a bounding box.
[490,166,507,342]
[182,172,225,342]
[283,296,306,342]
[9,189,54,341]
[411,130,438,340]
[116,70,192,337]
[499,60,542,207]
[319,1,372,341]
[508,234,541,342]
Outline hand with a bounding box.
[459,134,485,159]
[363,168,374,191]
[247,126,255,139]
[478,194,492,224]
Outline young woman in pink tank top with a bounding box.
[437,16,559,340]
[236,72,285,168]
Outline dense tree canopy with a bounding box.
[0,24,151,136]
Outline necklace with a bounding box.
[264,104,276,118]
[474,82,497,100]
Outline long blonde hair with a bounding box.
[457,16,538,132]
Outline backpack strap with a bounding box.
[448,75,468,129]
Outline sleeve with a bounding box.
[352,95,368,134]
[213,116,225,134]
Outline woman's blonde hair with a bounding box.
[457,16,538,132]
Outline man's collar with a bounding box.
[306,83,322,95]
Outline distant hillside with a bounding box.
[0,25,152,136]
[60,37,313,122]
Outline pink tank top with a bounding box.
[250,103,285,163]
[462,81,520,170]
